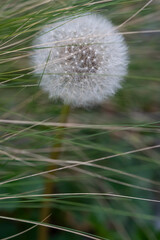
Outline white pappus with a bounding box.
[32,14,129,107]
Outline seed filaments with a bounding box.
[57,41,102,77]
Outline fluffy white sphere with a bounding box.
[32,14,128,107]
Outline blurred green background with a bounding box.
[0,0,160,239]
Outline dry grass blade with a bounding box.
[0,192,160,203]
[0,144,159,188]
[0,119,159,132]
[0,216,107,240]
[118,0,153,29]
[1,215,51,240]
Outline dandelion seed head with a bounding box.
[32,14,129,107]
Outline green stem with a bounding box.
[38,104,70,240]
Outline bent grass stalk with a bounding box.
[38,104,70,240]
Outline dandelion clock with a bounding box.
[32,14,128,107]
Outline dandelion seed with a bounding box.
[32,14,129,107]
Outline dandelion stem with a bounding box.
[38,104,70,240]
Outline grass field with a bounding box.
[0,0,160,240]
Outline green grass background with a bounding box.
[0,0,160,239]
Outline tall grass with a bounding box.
[0,0,160,240]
